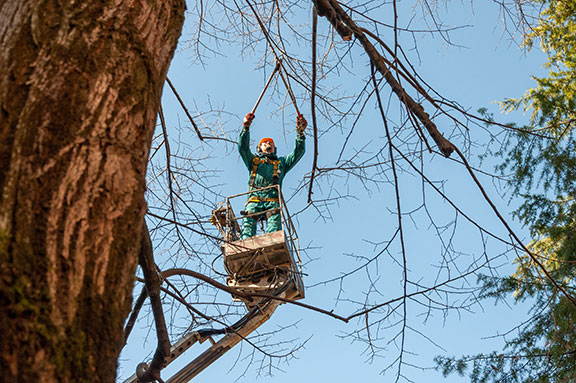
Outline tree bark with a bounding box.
[0,1,185,382]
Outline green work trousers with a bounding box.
[240,201,281,239]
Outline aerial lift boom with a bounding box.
[125,186,304,383]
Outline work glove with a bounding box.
[296,113,307,135]
[243,113,255,129]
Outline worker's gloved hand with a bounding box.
[296,113,307,135]
[243,113,255,129]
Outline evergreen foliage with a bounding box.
[436,1,576,381]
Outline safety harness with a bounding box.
[247,156,280,204]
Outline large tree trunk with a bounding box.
[0,1,185,382]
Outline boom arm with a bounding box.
[124,297,282,383]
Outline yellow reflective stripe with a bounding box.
[246,197,279,204]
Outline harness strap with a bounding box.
[249,157,260,191]
[272,160,279,182]
[248,156,281,191]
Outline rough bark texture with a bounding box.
[0,1,185,382]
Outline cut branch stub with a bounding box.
[314,0,456,157]
[313,0,352,41]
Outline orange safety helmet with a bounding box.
[258,137,275,147]
[257,137,276,154]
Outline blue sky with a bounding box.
[119,2,547,382]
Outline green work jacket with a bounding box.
[238,128,305,199]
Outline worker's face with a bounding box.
[260,141,275,154]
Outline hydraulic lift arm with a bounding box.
[124,297,282,383]
[167,298,281,383]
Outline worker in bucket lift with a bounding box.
[238,112,307,239]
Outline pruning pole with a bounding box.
[277,65,301,116]
[251,60,281,115]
